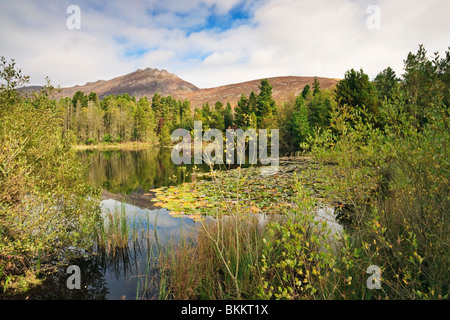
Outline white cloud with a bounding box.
[0,0,449,89]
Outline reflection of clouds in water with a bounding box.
[315,206,343,236]
[314,206,344,253]
[100,199,196,231]
[98,199,197,299]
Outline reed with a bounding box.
[96,202,130,256]
[158,211,271,300]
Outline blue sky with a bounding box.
[0,0,449,88]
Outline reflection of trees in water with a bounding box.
[80,148,196,195]
[80,148,240,196]
[80,147,266,196]
[19,228,166,300]
[93,216,167,299]
[13,255,109,300]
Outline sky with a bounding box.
[0,0,449,88]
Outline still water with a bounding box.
[14,148,340,300]
[19,148,213,300]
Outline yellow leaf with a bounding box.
[153,202,165,207]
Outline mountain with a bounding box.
[22,69,339,108]
[51,68,200,100]
[178,76,339,108]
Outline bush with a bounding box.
[102,133,112,143]
[86,138,97,145]
[0,58,101,294]
[308,90,449,299]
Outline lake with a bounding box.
[15,148,214,300]
[13,147,341,300]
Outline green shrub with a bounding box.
[0,58,101,294]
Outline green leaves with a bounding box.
[151,159,320,219]
[1,61,101,294]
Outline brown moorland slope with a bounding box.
[179,76,339,108]
[23,68,339,109]
[50,68,199,100]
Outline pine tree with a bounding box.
[248,91,258,114]
[224,102,233,129]
[335,68,379,121]
[290,95,310,146]
[159,122,172,145]
[214,101,224,112]
[88,92,99,105]
[402,44,446,121]
[374,66,399,102]
[135,97,156,142]
[312,77,321,96]
[256,79,277,126]
[180,99,191,125]
[301,85,311,99]
[234,94,249,128]
[72,91,87,109]
[151,92,163,119]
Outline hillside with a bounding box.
[22,69,339,108]
[178,76,339,108]
[51,68,200,100]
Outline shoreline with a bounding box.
[73,141,158,150]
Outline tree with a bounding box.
[72,90,87,109]
[135,97,156,142]
[312,77,320,96]
[334,68,379,122]
[180,99,191,125]
[210,101,225,131]
[307,89,335,130]
[88,92,100,105]
[0,57,29,107]
[152,92,163,119]
[436,47,450,107]
[256,79,277,126]
[0,59,100,292]
[374,67,399,102]
[402,44,447,125]
[214,101,224,112]
[301,85,311,99]
[159,122,172,145]
[201,102,212,130]
[224,102,233,129]
[290,95,310,147]
[234,94,249,128]
[248,91,258,114]
[210,109,225,131]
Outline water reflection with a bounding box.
[80,148,213,195]
[16,148,204,300]
[19,200,197,300]
[95,200,197,300]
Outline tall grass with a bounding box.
[157,162,282,300]
[159,214,270,299]
[96,203,130,256]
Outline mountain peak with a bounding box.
[50,67,199,100]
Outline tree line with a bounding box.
[53,43,450,152]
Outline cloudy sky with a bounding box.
[0,0,449,88]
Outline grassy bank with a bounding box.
[152,148,448,300]
[74,141,158,151]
